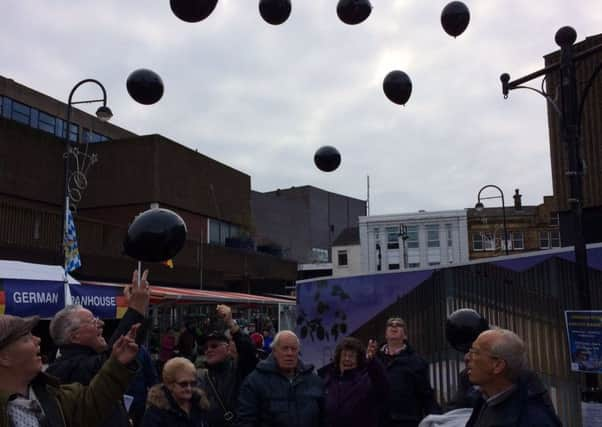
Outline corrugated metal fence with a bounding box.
[356,258,601,426]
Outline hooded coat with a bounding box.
[236,354,325,427]
[141,384,210,427]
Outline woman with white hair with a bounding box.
[142,357,210,427]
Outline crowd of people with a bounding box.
[0,269,564,427]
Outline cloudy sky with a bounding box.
[4,1,601,214]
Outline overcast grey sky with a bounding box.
[3,1,601,214]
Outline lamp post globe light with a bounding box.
[62,79,112,268]
[501,26,602,392]
[475,184,509,256]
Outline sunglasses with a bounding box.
[175,381,197,388]
[387,321,405,328]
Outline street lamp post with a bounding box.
[500,26,602,393]
[62,79,113,267]
[475,184,509,256]
[399,224,409,269]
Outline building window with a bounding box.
[408,262,420,268]
[337,250,348,266]
[407,225,419,248]
[540,231,561,248]
[426,224,440,248]
[473,232,495,251]
[386,227,399,249]
[539,231,550,249]
[550,214,559,226]
[38,111,56,135]
[373,228,379,240]
[446,224,453,247]
[428,261,440,266]
[11,100,31,125]
[83,128,109,143]
[511,231,524,250]
[388,263,400,270]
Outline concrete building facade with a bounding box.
[251,186,366,265]
[359,210,469,273]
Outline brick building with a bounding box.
[0,75,296,292]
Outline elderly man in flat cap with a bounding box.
[0,314,140,427]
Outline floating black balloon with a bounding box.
[314,146,341,172]
[445,308,489,353]
[124,208,187,263]
[440,1,470,38]
[259,0,291,25]
[126,69,164,105]
[170,0,218,23]
[383,70,412,106]
[337,0,372,25]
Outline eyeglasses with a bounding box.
[468,347,499,360]
[387,321,405,328]
[175,380,197,388]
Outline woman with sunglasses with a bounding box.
[142,357,210,427]
[324,337,389,427]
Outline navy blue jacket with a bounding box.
[377,343,441,427]
[236,355,325,427]
[465,373,562,427]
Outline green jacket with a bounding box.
[0,356,137,427]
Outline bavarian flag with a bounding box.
[63,207,81,273]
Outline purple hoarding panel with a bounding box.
[296,270,433,369]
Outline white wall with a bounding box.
[331,244,362,277]
[359,210,469,273]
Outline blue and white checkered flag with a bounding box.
[64,207,81,272]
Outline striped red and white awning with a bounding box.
[80,281,294,306]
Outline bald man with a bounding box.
[465,329,561,427]
[237,330,325,427]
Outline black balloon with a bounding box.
[445,308,489,353]
[170,0,218,23]
[337,0,372,25]
[124,208,187,262]
[126,69,164,105]
[383,70,412,106]
[440,1,470,38]
[314,146,341,172]
[259,0,291,25]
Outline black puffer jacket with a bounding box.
[141,384,210,427]
[376,343,441,427]
[46,308,145,427]
[236,355,325,427]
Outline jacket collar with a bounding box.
[147,384,209,413]
[57,344,98,358]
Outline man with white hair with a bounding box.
[465,329,561,426]
[47,269,150,427]
[237,330,325,427]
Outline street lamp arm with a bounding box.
[476,184,504,202]
[508,84,562,116]
[67,79,109,106]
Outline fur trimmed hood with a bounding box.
[147,384,210,411]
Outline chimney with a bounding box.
[513,189,522,210]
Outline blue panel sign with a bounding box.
[2,279,65,318]
[69,284,124,319]
[565,310,602,374]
